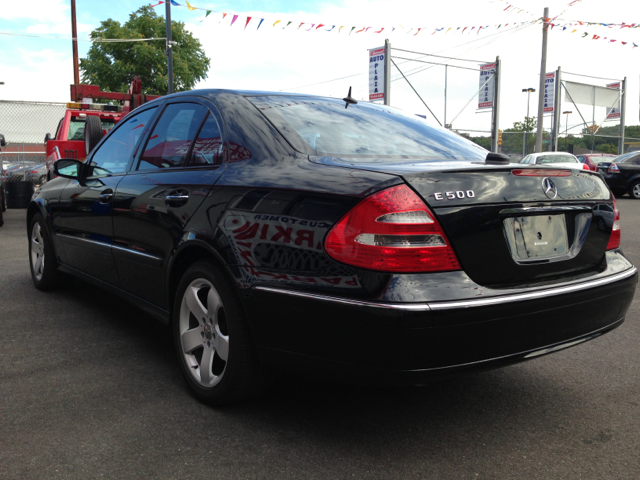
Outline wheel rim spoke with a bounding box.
[207,288,222,321]
[199,346,214,384]
[34,255,44,276]
[185,285,207,320]
[213,331,229,361]
[181,327,203,354]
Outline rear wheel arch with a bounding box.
[166,242,239,318]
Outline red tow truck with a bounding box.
[45,77,160,179]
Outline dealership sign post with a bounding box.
[478,63,496,110]
[368,46,386,103]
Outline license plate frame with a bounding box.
[503,214,569,263]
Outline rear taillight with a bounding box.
[606,197,621,250]
[582,164,590,171]
[324,185,461,273]
[608,163,620,174]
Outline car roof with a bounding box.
[528,152,577,158]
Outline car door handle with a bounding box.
[165,190,189,207]
[99,189,113,203]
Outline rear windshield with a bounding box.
[589,155,615,164]
[248,95,486,161]
[68,116,116,141]
[536,155,578,164]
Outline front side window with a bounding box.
[86,107,157,177]
[138,103,208,170]
[248,95,486,162]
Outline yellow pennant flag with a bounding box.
[273,20,281,27]
[186,1,197,11]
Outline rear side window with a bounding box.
[248,95,486,162]
[189,114,225,166]
[68,116,115,141]
[138,103,208,170]
[536,155,578,164]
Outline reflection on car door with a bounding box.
[55,106,158,285]
[112,99,227,308]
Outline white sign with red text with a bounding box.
[369,47,385,102]
[478,63,496,110]
[544,72,556,113]
[606,82,621,120]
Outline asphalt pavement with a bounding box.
[1,199,639,480]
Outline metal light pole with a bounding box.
[522,88,535,155]
[71,0,80,85]
[563,110,572,151]
[165,0,174,94]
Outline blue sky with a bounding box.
[2,0,640,134]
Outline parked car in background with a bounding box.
[577,153,617,172]
[520,152,590,170]
[4,163,47,185]
[602,151,640,198]
[27,89,637,405]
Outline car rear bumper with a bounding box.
[247,266,637,384]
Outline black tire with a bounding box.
[28,213,67,290]
[84,115,103,156]
[172,260,262,406]
[597,218,607,232]
[628,181,640,200]
[611,188,626,198]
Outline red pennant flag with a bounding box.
[355,27,365,33]
[413,27,421,36]
[316,24,324,29]
[149,1,164,7]
[298,23,304,29]
[592,34,600,39]
[621,41,627,45]
[375,27,384,33]
[245,17,252,29]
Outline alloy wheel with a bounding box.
[178,278,229,387]
[632,183,640,199]
[30,222,45,281]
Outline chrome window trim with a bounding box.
[253,267,637,312]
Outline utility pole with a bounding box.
[383,39,391,106]
[490,56,501,153]
[619,77,627,154]
[551,66,561,151]
[71,0,80,86]
[535,7,549,153]
[166,0,174,94]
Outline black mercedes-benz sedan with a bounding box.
[27,90,637,405]
[599,151,640,199]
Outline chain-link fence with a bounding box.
[0,100,66,185]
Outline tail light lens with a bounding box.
[606,197,621,250]
[324,185,461,273]
[582,163,590,171]
[608,163,620,174]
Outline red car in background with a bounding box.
[576,153,617,172]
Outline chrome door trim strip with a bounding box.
[111,244,163,261]
[56,233,111,252]
[254,267,637,312]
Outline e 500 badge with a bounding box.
[434,190,475,201]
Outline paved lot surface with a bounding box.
[1,199,639,480]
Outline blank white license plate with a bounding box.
[504,214,569,261]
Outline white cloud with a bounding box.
[0,0,70,24]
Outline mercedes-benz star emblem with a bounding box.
[542,177,558,199]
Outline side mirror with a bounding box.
[0,134,6,147]
[54,159,83,179]
[45,133,52,144]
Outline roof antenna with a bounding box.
[343,86,358,109]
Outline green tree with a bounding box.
[80,6,210,95]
